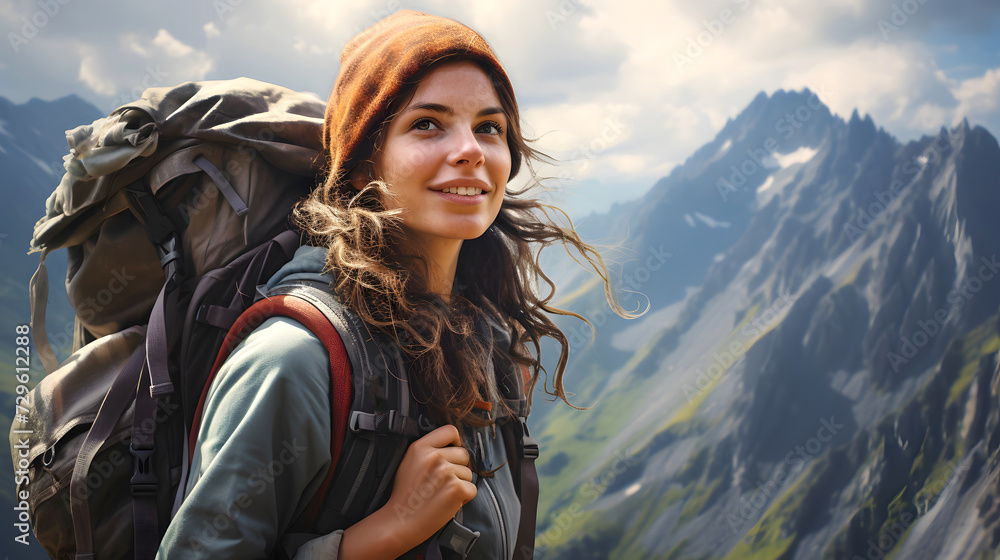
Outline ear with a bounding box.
[346,165,370,191]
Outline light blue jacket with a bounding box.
[156,245,345,559]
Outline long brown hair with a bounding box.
[296,53,642,431]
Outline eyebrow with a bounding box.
[405,102,505,118]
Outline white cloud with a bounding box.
[604,154,650,175]
[78,54,116,96]
[909,102,952,130]
[203,22,221,39]
[953,66,1000,123]
[124,35,150,57]
[69,28,213,103]
[153,29,195,57]
[778,43,954,127]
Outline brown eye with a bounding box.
[412,118,439,131]
[477,120,504,135]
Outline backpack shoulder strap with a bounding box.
[188,288,353,527]
[487,318,539,560]
[270,281,423,529]
[510,400,539,560]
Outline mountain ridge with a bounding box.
[533,88,1000,559]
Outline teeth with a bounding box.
[445,187,483,195]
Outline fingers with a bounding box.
[420,424,463,448]
[450,461,474,483]
[437,445,471,467]
[457,479,477,504]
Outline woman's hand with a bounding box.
[339,425,476,559]
[387,424,477,538]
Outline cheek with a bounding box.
[398,145,444,180]
[489,146,512,182]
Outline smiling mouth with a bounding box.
[439,186,484,196]
[429,178,491,195]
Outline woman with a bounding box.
[157,9,637,560]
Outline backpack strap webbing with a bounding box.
[70,343,147,560]
[497,341,539,560]
[188,293,353,527]
[511,411,539,560]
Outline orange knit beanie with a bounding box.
[322,10,519,185]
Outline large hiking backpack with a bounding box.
[11,78,539,559]
[14,78,326,559]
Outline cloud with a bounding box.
[75,28,213,104]
[0,0,998,217]
[77,54,116,96]
[953,66,1000,123]
[203,22,221,39]
[153,29,195,57]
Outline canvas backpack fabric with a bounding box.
[12,78,326,560]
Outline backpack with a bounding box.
[11,78,538,560]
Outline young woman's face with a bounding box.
[370,60,511,252]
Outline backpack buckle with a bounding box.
[388,410,419,438]
[129,443,158,496]
[350,410,420,438]
[517,417,539,460]
[437,518,481,558]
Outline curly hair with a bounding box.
[293,53,643,435]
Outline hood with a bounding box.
[264,244,332,293]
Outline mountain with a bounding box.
[0,94,102,357]
[531,89,1000,559]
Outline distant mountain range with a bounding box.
[3,88,999,559]
[532,89,1000,559]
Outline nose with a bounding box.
[448,128,485,168]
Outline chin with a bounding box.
[436,220,494,240]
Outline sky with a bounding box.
[1,0,998,218]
